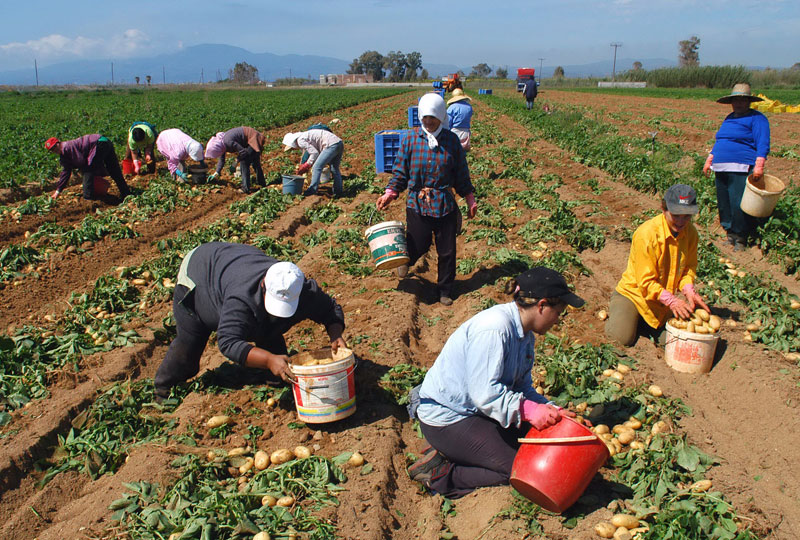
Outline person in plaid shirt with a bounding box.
[376,93,478,306]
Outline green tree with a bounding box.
[406,52,423,80]
[229,61,259,84]
[420,68,429,80]
[495,66,508,79]
[553,66,565,78]
[384,51,408,82]
[348,50,385,81]
[679,36,700,67]
[632,61,643,71]
[470,63,492,78]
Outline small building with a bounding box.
[318,73,374,85]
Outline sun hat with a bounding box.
[716,83,763,104]
[45,137,60,150]
[282,132,301,151]
[663,183,699,215]
[515,267,585,307]
[263,262,304,318]
[447,88,472,105]
[186,140,204,162]
[204,133,226,159]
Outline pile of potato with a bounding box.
[594,514,649,539]
[667,308,721,335]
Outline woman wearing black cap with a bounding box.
[406,267,585,498]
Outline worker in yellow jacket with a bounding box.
[606,184,710,346]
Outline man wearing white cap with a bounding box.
[156,128,206,183]
[154,242,346,400]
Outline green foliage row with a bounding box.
[549,86,800,104]
[619,65,751,89]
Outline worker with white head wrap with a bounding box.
[376,93,478,306]
[156,128,206,183]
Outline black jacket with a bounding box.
[523,79,538,99]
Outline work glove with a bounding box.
[681,283,710,313]
[207,172,219,182]
[376,189,398,210]
[659,290,692,320]
[296,162,312,175]
[702,154,713,177]
[753,157,766,180]
[133,159,142,174]
[175,170,189,181]
[521,400,562,430]
[465,193,478,219]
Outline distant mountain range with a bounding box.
[0,44,679,86]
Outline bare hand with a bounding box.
[267,354,296,383]
[376,193,393,210]
[330,337,347,353]
[467,204,477,219]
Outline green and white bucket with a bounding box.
[364,220,410,270]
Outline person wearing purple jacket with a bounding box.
[45,135,131,200]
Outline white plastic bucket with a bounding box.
[664,321,719,374]
[740,174,784,218]
[319,165,331,184]
[364,221,410,270]
[290,347,356,423]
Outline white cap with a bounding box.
[263,262,304,317]
[186,140,204,162]
[282,132,301,151]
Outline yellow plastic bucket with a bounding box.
[290,347,356,423]
[740,174,784,218]
[364,221,410,270]
[664,321,719,374]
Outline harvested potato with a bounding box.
[691,479,713,492]
[617,430,635,445]
[575,402,588,413]
[790,300,800,310]
[254,450,270,470]
[602,368,615,377]
[594,424,610,435]
[694,308,710,322]
[206,415,231,428]
[694,325,709,335]
[651,420,668,434]
[648,385,663,397]
[253,532,271,540]
[612,424,628,435]
[270,449,294,465]
[594,522,616,538]
[239,456,254,475]
[277,495,295,507]
[600,433,614,441]
[261,494,277,507]
[266,397,277,408]
[610,371,624,381]
[227,447,249,457]
[168,533,183,540]
[624,417,642,430]
[708,315,721,331]
[348,452,365,467]
[686,321,696,333]
[616,364,631,375]
[294,445,312,459]
[629,440,645,450]
[743,331,753,342]
[613,527,632,540]
[611,514,639,529]
[745,323,759,332]
[597,309,609,321]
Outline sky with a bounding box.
[0,0,797,72]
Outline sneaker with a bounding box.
[239,187,250,195]
[733,239,747,252]
[408,449,450,485]
[439,295,453,306]
[396,264,409,278]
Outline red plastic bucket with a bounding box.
[510,417,609,513]
[93,176,110,196]
[122,158,135,175]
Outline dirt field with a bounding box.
[1,89,799,540]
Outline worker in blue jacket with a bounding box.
[153,242,347,400]
[523,76,538,110]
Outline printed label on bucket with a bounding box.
[292,365,356,423]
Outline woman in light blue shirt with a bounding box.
[408,267,585,498]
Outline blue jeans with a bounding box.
[715,170,755,238]
[305,141,344,196]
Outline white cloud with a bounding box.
[0,30,154,68]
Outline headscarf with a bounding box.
[204,132,226,159]
[186,139,204,162]
[282,132,301,151]
[418,93,448,149]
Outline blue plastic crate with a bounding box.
[478,89,493,95]
[434,88,445,97]
[374,130,409,173]
[407,106,420,127]
[432,81,443,89]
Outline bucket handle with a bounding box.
[367,206,377,227]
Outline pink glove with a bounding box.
[703,154,713,177]
[465,192,477,219]
[133,160,142,174]
[521,400,561,430]
[681,283,710,313]
[659,290,692,320]
[51,190,61,199]
[296,162,312,174]
[753,157,766,180]
[376,188,398,210]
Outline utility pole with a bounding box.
[201,68,204,84]
[610,42,622,81]
[34,59,39,86]
[538,57,545,84]
[162,66,166,84]
[111,62,114,85]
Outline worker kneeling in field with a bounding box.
[407,267,584,496]
[606,184,710,346]
[153,242,347,401]
[45,135,131,200]
[124,121,158,175]
[156,128,206,183]
[376,92,477,306]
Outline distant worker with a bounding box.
[523,75,538,110]
[205,127,266,194]
[605,184,710,347]
[282,127,344,197]
[446,89,473,151]
[124,121,158,175]
[375,93,477,306]
[155,128,206,183]
[153,242,347,401]
[45,135,131,201]
[702,83,771,251]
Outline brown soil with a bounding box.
[1,90,799,540]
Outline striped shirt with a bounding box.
[387,127,473,218]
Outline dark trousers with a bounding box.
[239,150,265,191]
[715,170,756,239]
[526,98,535,110]
[420,416,528,498]
[153,285,286,396]
[86,140,130,199]
[406,208,458,298]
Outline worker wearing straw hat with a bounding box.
[702,83,771,251]
[153,242,347,401]
[447,89,473,151]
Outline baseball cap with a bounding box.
[45,137,60,150]
[664,184,699,215]
[515,267,585,308]
[263,262,304,317]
